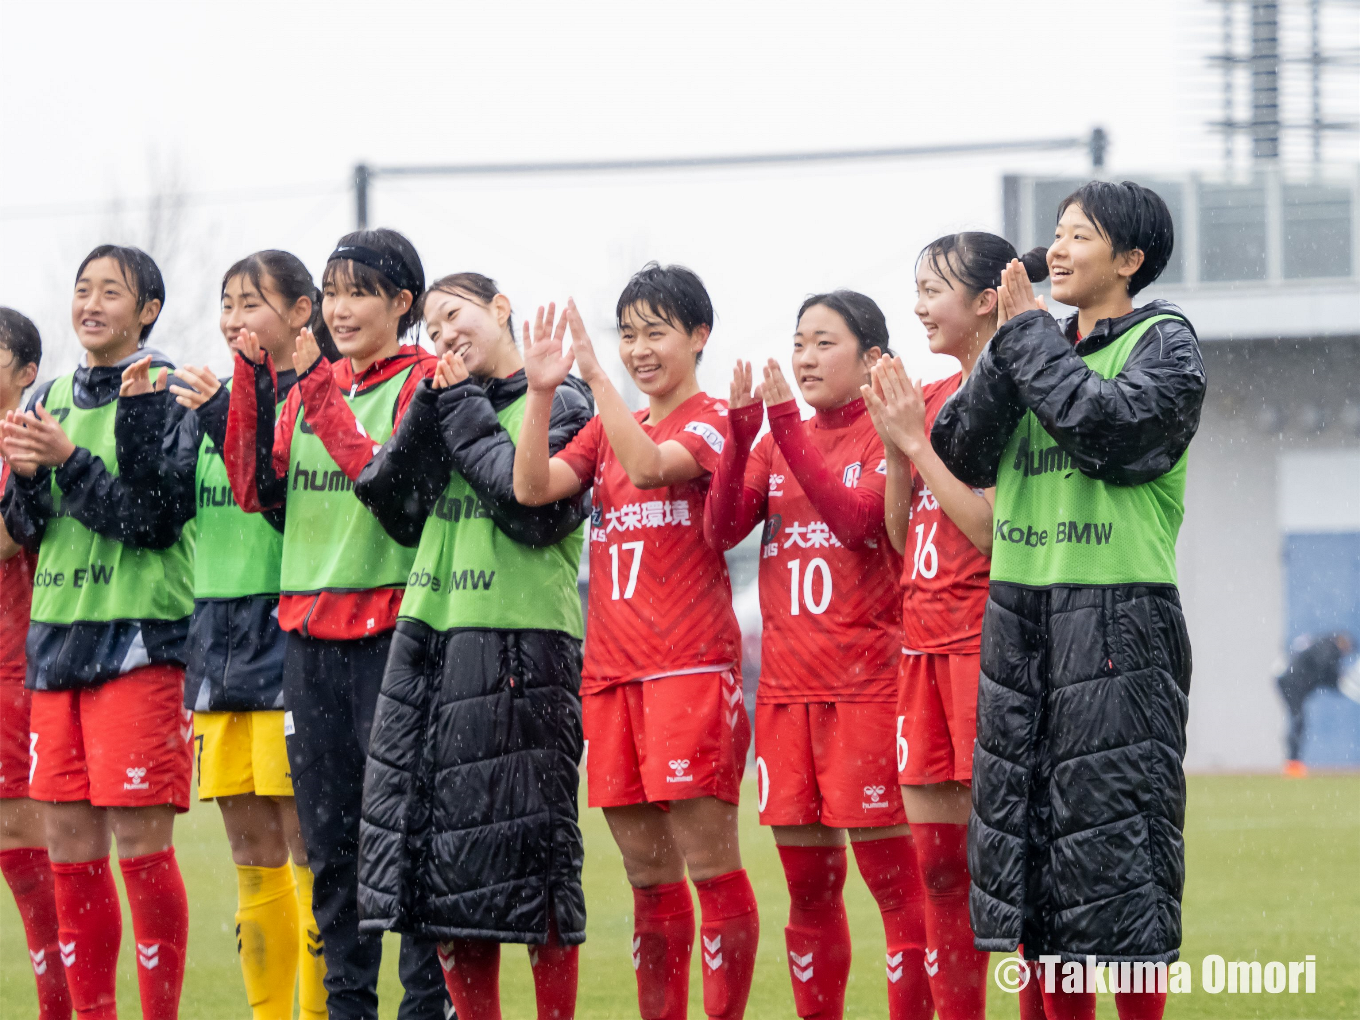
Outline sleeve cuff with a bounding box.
[766,398,800,422]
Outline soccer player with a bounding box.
[705,291,934,1020]
[0,307,72,1020]
[514,265,759,1020]
[0,246,196,1020]
[355,273,594,1020]
[931,181,1203,1020]
[159,251,331,1020]
[223,229,447,1020]
[860,234,1046,1020]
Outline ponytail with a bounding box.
[918,232,1048,295]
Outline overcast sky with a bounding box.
[0,0,1314,389]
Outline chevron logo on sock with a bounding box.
[29,948,47,975]
[703,934,723,970]
[437,947,455,972]
[444,1004,456,1020]
[790,950,814,982]
[58,940,75,967]
[306,929,324,957]
[137,943,160,970]
[631,936,642,971]
[235,922,242,954]
[529,948,540,968]
[924,947,939,976]
[886,950,903,983]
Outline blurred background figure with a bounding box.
[1276,631,1356,775]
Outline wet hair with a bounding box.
[918,232,1048,296]
[427,272,514,342]
[321,228,426,339]
[796,290,895,358]
[75,244,165,342]
[1056,180,1175,296]
[0,307,41,371]
[616,262,714,364]
[221,250,339,362]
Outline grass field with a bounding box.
[1,775,1355,1019]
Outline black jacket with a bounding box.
[357,369,593,944]
[355,370,593,549]
[181,377,294,713]
[931,302,1205,963]
[1,350,197,690]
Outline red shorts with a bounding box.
[28,664,194,811]
[583,670,749,808]
[0,674,33,799]
[754,700,905,828]
[897,652,980,785]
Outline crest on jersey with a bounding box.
[761,513,783,544]
[842,462,862,487]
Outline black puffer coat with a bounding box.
[355,370,593,945]
[931,301,1204,964]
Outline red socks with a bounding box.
[437,925,579,1020]
[913,822,989,1020]
[50,855,121,1020]
[530,925,579,1020]
[1,847,72,1020]
[852,835,934,1020]
[1029,963,1166,1020]
[119,848,189,1020]
[778,844,851,1019]
[439,939,503,1020]
[694,869,759,1019]
[632,881,694,1020]
[1015,954,1047,1020]
[1040,985,1096,1020]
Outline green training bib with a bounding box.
[278,369,417,595]
[29,374,195,625]
[193,382,284,599]
[399,393,585,637]
[990,315,1187,587]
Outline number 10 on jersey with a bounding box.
[787,557,832,615]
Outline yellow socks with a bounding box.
[235,864,299,1020]
[293,862,328,1020]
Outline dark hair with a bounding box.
[617,260,713,330]
[796,290,894,358]
[75,244,165,342]
[321,228,426,339]
[427,272,514,342]
[1056,181,1175,296]
[918,232,1048,296]
[0,307,42,370]
[221,250,339,362]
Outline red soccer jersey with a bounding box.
[900,373,991,655]
[750,403,902,702]
[0,463,36,681]
[556,392,742,693]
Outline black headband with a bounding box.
[327,244,420,296]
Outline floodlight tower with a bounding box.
[1209,0,1360,169]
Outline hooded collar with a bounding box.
[71,346,175,409]
[1063,299,1194,355]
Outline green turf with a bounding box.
[1,775,1355,1018]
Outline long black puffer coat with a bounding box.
[355,370,592,944]
[931,301,1205,963]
